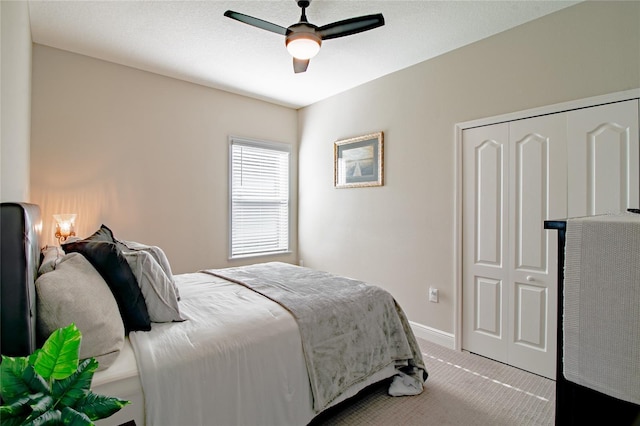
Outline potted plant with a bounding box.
[0,323,129,425]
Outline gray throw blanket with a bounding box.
[203,262,427,412]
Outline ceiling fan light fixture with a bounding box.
[286,32,321,60]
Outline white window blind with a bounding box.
[229,137,290,258]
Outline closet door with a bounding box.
[567,100,640,216]
[462,96,639,379]
[463,114,566,379]
[462,123,509,364]
[507,114,566,379]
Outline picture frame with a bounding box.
[334,132,384,188]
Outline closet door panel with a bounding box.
[567,100,640,216]
[476,139,504,266]
[462,123,509,362]
[514,283,546,347]
[507,114,565,379]
[514,132,547,271]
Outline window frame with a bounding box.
[228,136,292,260]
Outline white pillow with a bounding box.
[36,253,125,370]
[117,240,180,300]
[123,250,184,323]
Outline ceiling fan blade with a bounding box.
[316,13,384,40]
[224,10,287,36]
[293,58,310,73]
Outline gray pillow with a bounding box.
[35,253,125,370]
[39,246,65,275]
[117,240,180,300]
[123,250,184,323]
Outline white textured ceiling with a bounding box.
[28,0,580,109]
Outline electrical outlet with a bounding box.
[429,287,439,303]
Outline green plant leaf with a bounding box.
[60,406,93,426]
[1,355,30,402]
[22,363,52,394]
[0,414,27,426]
[52,358,98,408]
[33,323,81,381]
[1,357,49,404]
[73,391,130,421]
[0,395,33,425]
[23,408,62,426]
[28,349,42,366]
[27,393,55,416]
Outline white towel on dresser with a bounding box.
[564,213,640,405]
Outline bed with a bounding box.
[1,202,427,426]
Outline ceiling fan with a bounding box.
[224,0,385,73]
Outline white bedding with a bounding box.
[128,272,398,426]
[205,262,426,411]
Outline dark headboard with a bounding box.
[1,202,41,356]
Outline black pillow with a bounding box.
[85,224,116,243]
[62,240,151,333]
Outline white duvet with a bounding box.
[130,271,411,426]
[130,272,316,426]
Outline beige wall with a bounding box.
[30,46,298,273]
[1,1,32,202]
[298,1,640,334]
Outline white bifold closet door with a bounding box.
[462,114,566,379]
[462,99,639,379]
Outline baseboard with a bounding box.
[410,321,455,349]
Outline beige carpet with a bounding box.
[310,338,555,425]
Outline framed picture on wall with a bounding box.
[334,132,384,188]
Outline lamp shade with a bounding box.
[53,213,77,243]
[286,33,321,60]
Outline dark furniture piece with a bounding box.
[1,202,41,357]
[545,220,640,426]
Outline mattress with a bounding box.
[92,338,144,426]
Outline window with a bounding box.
[229,137,290,258]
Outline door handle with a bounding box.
[526,275,535,282]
